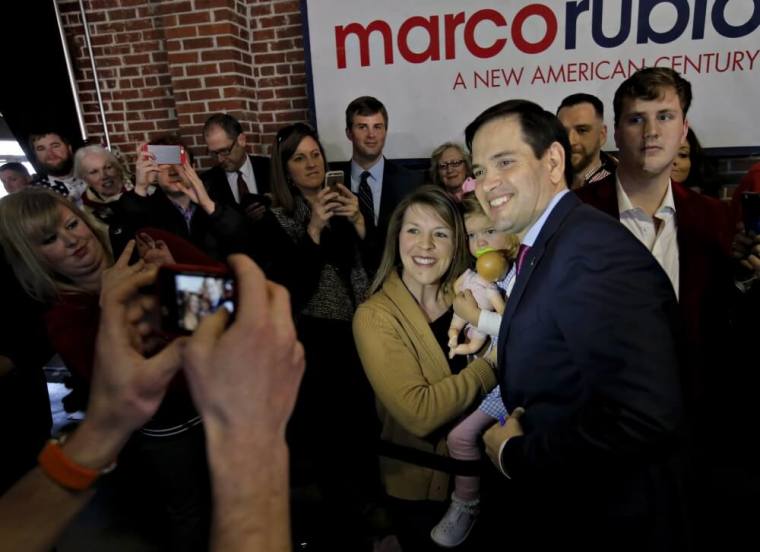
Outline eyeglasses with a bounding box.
[438,159,465,171]
[208,140,238,158]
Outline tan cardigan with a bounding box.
[352,271,497,501]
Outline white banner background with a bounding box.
[304,0,760,161]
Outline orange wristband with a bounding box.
[38,437,116,491]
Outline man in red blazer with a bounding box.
[576,67,734,410]
[576,67,741,549]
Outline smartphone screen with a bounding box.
[147,145,182,165]
[159,266,235,334]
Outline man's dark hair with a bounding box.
[202,113,243,139]
[465,99,573,186]
[557,93,604,118]
[28,130,71,150]
[0,162,30,176]
[345,96,388,130]
[613,67,692,127]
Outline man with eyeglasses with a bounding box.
[201,114,271,221]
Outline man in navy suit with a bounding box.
[466,100,688,550]
[334,96,423,274]
[201,113,271,221]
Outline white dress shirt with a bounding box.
[616,176,680,299]
[225,156,258,203]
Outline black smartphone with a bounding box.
[742,192,760,235]
[157,264,235,334]
[240,192,272,209]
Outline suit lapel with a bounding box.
[378,157,396,227]
[250,155,270,194]
[209,166,236,205]
[671,182,698,310]
[595,175,620,217]
[497,193,580,358]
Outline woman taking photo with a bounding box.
[264,123,383,548]
[0,188,216,551]
[353,185,497,551]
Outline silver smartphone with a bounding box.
[325,170,344,189]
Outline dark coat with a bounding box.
[497,192,689,551]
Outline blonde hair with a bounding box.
[368,185,469,297]
[460,192,486,217]
[460,192,520,261]
[0,188,113,303]
[429,143,472,189]
[74,145,130,189]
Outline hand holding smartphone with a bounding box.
[158,264,236,334]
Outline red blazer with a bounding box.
[730,161,760,228]
[576,176,736,409]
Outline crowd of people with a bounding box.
[1,66,759,551]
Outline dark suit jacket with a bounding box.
[498,192,688,550]
[115,189,252,261]
[201,154,271,208]
[333,157,423,274]
[576,176,736,411]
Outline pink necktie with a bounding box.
[515,244,531,275]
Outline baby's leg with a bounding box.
[447,409,497,501]
[450,328,487,357]
[448,313,468,356]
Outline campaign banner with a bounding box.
[303,0,760,160]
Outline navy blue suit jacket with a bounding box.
[576,177,735,412]
[497,192,688,550]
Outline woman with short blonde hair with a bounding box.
[429,143,472,200]
[0,188,112,303]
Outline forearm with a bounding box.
[0,468,94,552]
[0,419,122,552]
[205,425,291,552]
[477,310,502,337]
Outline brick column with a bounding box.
[58,0,309,168]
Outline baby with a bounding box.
[447,248,509,358]
[431,192,519,548]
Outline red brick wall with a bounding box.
[58,0,308,168]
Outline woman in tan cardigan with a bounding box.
[353,185,497,551]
